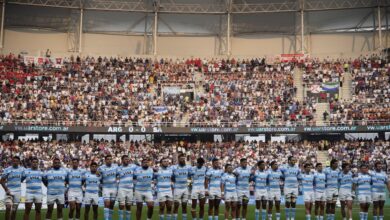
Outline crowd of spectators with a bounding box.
[1,138,389,173]
[302,58,344,87]
[0,139,318,171]
[0,53,310,127]
[2,53,390,127]
[327,55,390,125]
[327,139,390,173]
[189,65,316,127]
[0,54,198,127]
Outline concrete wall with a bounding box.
[232,34,297,57]
[2,29,382,58]
[158,36,217,57]
[3,29,69,56]
[308,32,376,58]
[83,33,145,57]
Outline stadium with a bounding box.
[1,0,390,220]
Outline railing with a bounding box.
[1,119,390,128]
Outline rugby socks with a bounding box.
[183,214,187,220]
[276,212,281,220]
[373,216,378,220]
[104,208,109,220]
[109,209,113,219]
[119,210,124,220]
[379,216,384,220]
[126,211,132,220]
[160,215,165,220]
[268,213,272,220]
[359,212,364,220]
[291,208,296,220]
[166,214,172,220]
[255,209,260,220]
[306,215,311,220]
[208,216,213,220]
[320,216,324,220]
[214,215,219,220]
[364,212,368,220]
[286,208,290,220]
[173,214,178,220]
[262,210,267,220]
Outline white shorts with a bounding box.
[255,189,269,201]
[117,189,134,205]
[208,189,222,200]
[358,194,372,204]
[372,192,386,202]
[102,188,117,201]
[47,194,65,205]
[268,189,281,201]
[191,188,206,200]
[135,191,153,203]
[284,188,298,202]
[4,192,21,205]
[303,191,315,203]
[314,191,326,202]
[326,188,339,202]
[84,192,99,205]
[173,188,189,203]
[237,190,250,201]
[224,192,238,202]
[339,189,353,201]
[157,191,173,202]
[68,191,83,203]
[25,193,43,203]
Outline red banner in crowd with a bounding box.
[280,53,306,62]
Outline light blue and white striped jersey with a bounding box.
[353,173,372,195]
[1,166,24,193]
[98,164,118,190]
[83,172,101,194]
[324,168,340,189]
[22,168,44,195]
[370,170,389,193]
[67,168,86,192]
[154,166,173,193]
[206,168,223,191]
[172,164,191,190]
[45,168,68,196]
[234,166,251,192]
[267,169,283,190]
[190,166,207,190]
[314,171,326,193]
[300,172,314,192]
[117,164,137,190]
[221,173,237,193]
[280,164,300,190]
[134,166,154,192]
[338,171,353,191]
[253,170,268,191]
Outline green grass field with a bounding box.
[1,205,390,219]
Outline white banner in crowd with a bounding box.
[23,56,63,68]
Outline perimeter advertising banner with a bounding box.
[0,124,390,134]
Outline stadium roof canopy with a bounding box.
[4,0,390,36]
